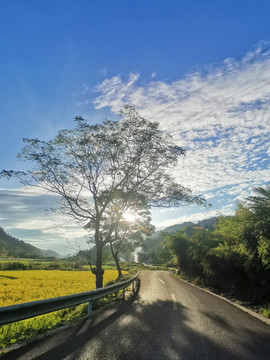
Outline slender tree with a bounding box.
[1,105,206,287]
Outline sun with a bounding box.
[122,210,136,223]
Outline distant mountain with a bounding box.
[162,217,217,234]
[161,221,195,234]
[138,217,218,264]
[197,217,217,230]
[0,227,60,258]
[41,249,61,258]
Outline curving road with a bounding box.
[2,271,270,360]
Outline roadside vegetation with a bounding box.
[159,186,270,318]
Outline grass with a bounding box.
[259,305,270,318]
[0,304,88,349]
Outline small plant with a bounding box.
[259,305,270,318]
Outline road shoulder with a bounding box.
[170,272,270,326]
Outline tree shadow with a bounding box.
[0,284,140,360]
[238,327,270,360]
[199,310,233,331]
[1,281,270,360]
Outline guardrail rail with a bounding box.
[0,273,139,326]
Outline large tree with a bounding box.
[1,105,205,287]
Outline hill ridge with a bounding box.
[0,227,60,258]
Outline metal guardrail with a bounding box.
[0,273,139,326]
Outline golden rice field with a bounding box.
[0,269,127,348]
[0,270,124,306]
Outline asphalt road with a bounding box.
[2,271,270,360]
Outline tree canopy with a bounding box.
[1,105,206,287]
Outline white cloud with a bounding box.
[12,218,88,239]
[93,43,270,204]
[203,192,216,200]
[0,189,88,240]
[0,185,56,197]
[94,73,140,112]
[2,43,270,254]
[0,186,89,255]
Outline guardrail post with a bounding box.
[87,301,92,318]
[122,288,125,303]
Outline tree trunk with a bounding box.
[95,242,104,288]
[94,226,104,288]
[115,254,122,279]
[110,241,122,279]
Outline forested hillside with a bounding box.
[0,227,59,258]
[138,217,217,264]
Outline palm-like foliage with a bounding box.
[247,185,270,269]
[247,186,270,212]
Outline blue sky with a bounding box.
[0,1,269,255]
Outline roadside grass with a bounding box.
[0,304,88,349]
[259,305,270,318]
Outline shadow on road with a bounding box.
[199,310,233,330]
[1,280,270,360]
[0,283,141,360]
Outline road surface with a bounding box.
[2,271,270,359]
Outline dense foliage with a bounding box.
[164,187,270,303]
[138,218,217,265]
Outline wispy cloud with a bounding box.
[0,185,56,197]
[0,187,88,255]
[1,43,269,252]
[93,43,270,207]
